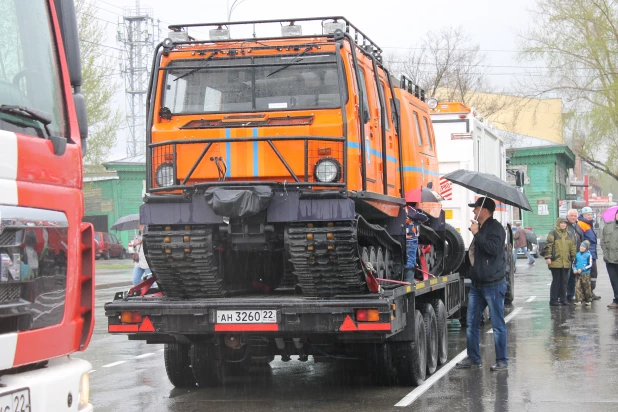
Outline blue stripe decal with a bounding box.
[402,166,441,176]
[253,128,259,177]
[346,141,397,163]
[225,128,231,178]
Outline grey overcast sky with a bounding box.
[94,0,541,159]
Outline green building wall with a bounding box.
[83,161,146,248]
[507,146,575,237]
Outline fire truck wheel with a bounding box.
[190,343,222,386]
[394,310,426,386]
[164,343,195,387]
[431,299,449,365]
[443,223,465,274]
[420,303,438,375]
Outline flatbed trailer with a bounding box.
[105,274,461,387]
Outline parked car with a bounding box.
[94,232,126,260]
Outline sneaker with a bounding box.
[528,260,535,265]
[593,294,602,300]
[585,302,592,307]
[490,361,508,371]
[574,301,582,306]
[608,302,618,309]
[456,358,482,369]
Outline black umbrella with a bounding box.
[442,169,532,211]
[111,213,140,231]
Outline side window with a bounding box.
[390,98,400,134]
[378,81,389,131]
[413,112,423,146]
[357,67,370,124]
[423,117,433,150]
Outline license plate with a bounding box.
[0,388,31,412]
[216,310,277,324]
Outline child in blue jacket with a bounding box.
[572,240,593,306]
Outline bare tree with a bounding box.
[384,26,515,120]
[519,0,618,182]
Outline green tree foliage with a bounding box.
[76,0,121,171]
[521,0,618,181]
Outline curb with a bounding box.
[96,281,132,290]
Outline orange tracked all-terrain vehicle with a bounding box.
[139,17,464,299]
[107,17,465,389]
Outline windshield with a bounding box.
[163,54,343,114]
[0,0,66,137]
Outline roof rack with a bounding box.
[400,75,426,102]
[167,16,383,54]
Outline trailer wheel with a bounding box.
[190,343,222,386]
[431,299,448,365]
[420,303,438,375]
[443,223,465,274]
[369,342,396,385]
[164,343,195,387]
[394,310,426,386]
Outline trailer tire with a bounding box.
[420,303,438,375]
[164,343,195,387]
[370,343,396,385]
[431,299,448,365]
[394,310,426,386]
[443,223,465,274]
[190,343,222,387]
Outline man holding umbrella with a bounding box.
[456,197,508,371]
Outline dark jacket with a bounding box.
[566,221,584,250]
[470,216,506,286]
[577,215,598,259]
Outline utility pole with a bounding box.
[117,0,159,157]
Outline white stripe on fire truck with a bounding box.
[0,130,18,205]
[0,333,18,370]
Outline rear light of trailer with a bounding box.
[355,309,379,322]
[120,312,143,324]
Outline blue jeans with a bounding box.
[514,247,534,263]
[405,237,418,269]
[466,282,508,365]
[132,266,152,286]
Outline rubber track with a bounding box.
[144,225,226,298]
[285,218,402,297]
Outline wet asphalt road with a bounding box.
[76,257,618,411]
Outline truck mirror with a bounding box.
[54,0,82,88]
[73,92,88,152]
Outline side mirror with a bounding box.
[50,135,67,156]
[54,0,82,87]
[73,93,88,151]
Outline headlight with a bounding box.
[155,163,175,187]
[314,158,341,183]
[426,97,439,110]
[78,372,90,409]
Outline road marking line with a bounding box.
[158,349,165,352]
[102,361,127,368]
[134,353,155,359]
[526,296,536,302]
[547,283,551,286]
[88,370,96,374]
[487,307,523,334]
[396,306,523,407]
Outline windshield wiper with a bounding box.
[0,105,52,133]
[266,46,313,78]
[173,51,219,82]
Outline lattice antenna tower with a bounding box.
[117,1,159,157]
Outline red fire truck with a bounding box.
[0,0,94,411]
